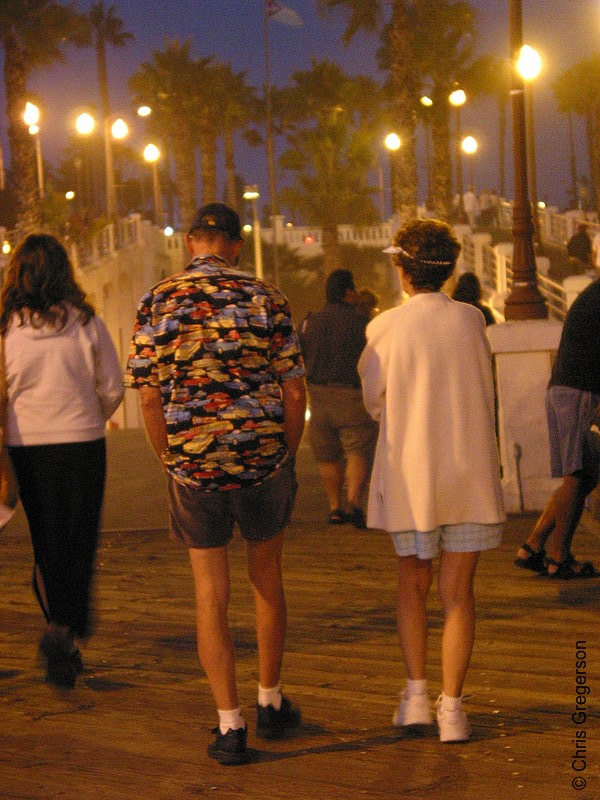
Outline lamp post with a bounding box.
[24,102,44,200]
[75,112,97,216]
[449,89,467,222]
[143,143,163,226]
[505,0,547,320]
[420,95,434,212]
[243,185,263,280]
[384,132,401,216]
[517,44,542,249]
[461,135,478,190]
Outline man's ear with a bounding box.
[184,234,196,256]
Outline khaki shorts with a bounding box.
[308,384,378,462]
[167,460,298,548]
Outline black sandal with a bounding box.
[514,542,546,573]
[327,509,346,524]
[543,555,599,580]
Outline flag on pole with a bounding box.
[266,0,303,27]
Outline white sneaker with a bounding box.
[393,691,432,727]
[435,695,471,742]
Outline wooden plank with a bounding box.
[0,433,599,799]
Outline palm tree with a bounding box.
[463,54,511,199]
[129,40,208,230]
[411,0,477,221]
[0,1,87,233]
[212,63,262,212]
[88,2,133,218]
[319,0,419,224]
[552,60,600,212]
[277,60,382,273]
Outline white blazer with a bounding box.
[358,292,505,532]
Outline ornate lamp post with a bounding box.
[505,0,547,320]
[517,44,543,249]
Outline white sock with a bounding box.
[258,683,282,710]
[440,692,462,712]
[217,707,245,734]
[406,678,428,696]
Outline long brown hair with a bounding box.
[0,234,95,333]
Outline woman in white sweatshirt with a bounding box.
[1,234,124,687]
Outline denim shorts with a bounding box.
[390,523,503,560]
[167,460,298,548]
[546,385,600,484]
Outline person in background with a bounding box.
[125,203,306,765]
[1,234,124,688]
[566,223,593,274]
[299,269,378,528]
[359,219,504,743]
[452,272,495,326]
[514,277,600,579]
[354,288,380,321]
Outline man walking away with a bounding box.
[125,203,306,764]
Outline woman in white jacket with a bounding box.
[358,220,504,743]
[1,234,124,687]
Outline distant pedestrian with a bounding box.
[452,272,495,326]
[354,287,380,321]
[463,186,479,228]
[125,203,306,765]
[1,234,124,688]
[359,219,504,742]
[567,223,593,273]
[299,269,378,528]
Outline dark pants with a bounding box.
[8,439,106,637]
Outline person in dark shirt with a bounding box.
[515,279,600,578]
[299,269,378,527]
[452,272,495,326]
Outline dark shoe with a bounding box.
[327,508,347,524]
[39,633,77,689]
[70,647,84,673]
[346,506,366,529]
[256,695,301,739]
[207,725,248,765]
[514,542,546,573]
[543,555,600,579]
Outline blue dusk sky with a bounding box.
[1,0,599,214]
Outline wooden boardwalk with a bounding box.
[1,430,599,800]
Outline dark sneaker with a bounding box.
[347,506,366,529]
[256,695,301,739]
[39,632,77,689]
[207,725,248,765]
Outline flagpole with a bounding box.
[264,1,280,287]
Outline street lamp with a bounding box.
[461,135,478,189]
[384,133,401,216]
[449,88,467,222]
[505,0,547,319]
[243,184,263,280]
[420,95,434,211]
[24,102,44,200]
[143,143,164,226]
[517,44,542,249]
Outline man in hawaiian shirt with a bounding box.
[125,203,306,765]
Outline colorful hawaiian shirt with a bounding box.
[125,256,305,491]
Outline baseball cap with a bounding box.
[382,244,402,254]
[188,203,243,241]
